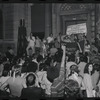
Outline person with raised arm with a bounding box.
[26,32,35,56]
[51,45,66,97]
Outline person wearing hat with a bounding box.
[1,65,26,97]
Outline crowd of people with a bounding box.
[0,32,100,99]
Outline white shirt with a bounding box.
[27,36,35,46]
[0,76,10,86]
[37,71,52,95]
[47,37,54,43]
[35,39,41,47]
[66,61,77,78]
[84,45,90,52]
[78,62,87,78]
[68,73,84,89]
[83,74,94,97]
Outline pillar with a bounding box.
[45,4,52,38]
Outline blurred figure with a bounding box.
[21,73,44,100]
[1,65,26,97]
[26,32,35,56]
[47,33,54,49]
[78,55,88,78]
[65,79,80,97]
[5,47,14,63]
[35,36,41,55]
[83,63,95,97]
[84,40,90,54]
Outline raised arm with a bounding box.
[61,45,66,68]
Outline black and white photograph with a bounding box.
[0,3,100,99]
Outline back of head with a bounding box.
[80,55,88,63]
[4,63,11,71]
[2,70,9,77]
[7,46,11,50]
[12,64,22,77]
[68,54,75,62]
[26,73,36,87]
[70,65,79,74]
[37,55,43,63]
[54,48,63,63]
[93,64,100,72]
[27,62,38,73]
[2,57,8,63]
[39,63,48,71]
[31,53,37,60]
[65,79,80,97]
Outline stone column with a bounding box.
[45,4,52,38]
[13,3,32,54]
[52,3,57,38]
[96,4,100,34]
[56,5,61,37]
[27,3,32,36]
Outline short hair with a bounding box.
[93,64,100,72]
[26,73,36,86]
[27,62,38,73]
[39,63,47,71]
[2,57,7,62]
[65,79,80,97]
[80,55,88,63]
[31,53,37,59]
[4,63,11,71]
[68,54,75,62]
[7,47,11,50]
[54,48,63,63]
[49,33,53,36]
[37,55,43,63]
[69,65,80,77]
[13,64,21,76]
[2,70,9,77]
[84,63,93,74]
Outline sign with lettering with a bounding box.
[66,23,87,35]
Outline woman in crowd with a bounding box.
[91,64,100,97]
[83,63,95,97]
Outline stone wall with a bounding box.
[0,3,32,54]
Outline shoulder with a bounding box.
[83,74,90,79]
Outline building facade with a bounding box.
[0,3,100,54]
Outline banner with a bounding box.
[62,42,79,53]
[66,23,87,35]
